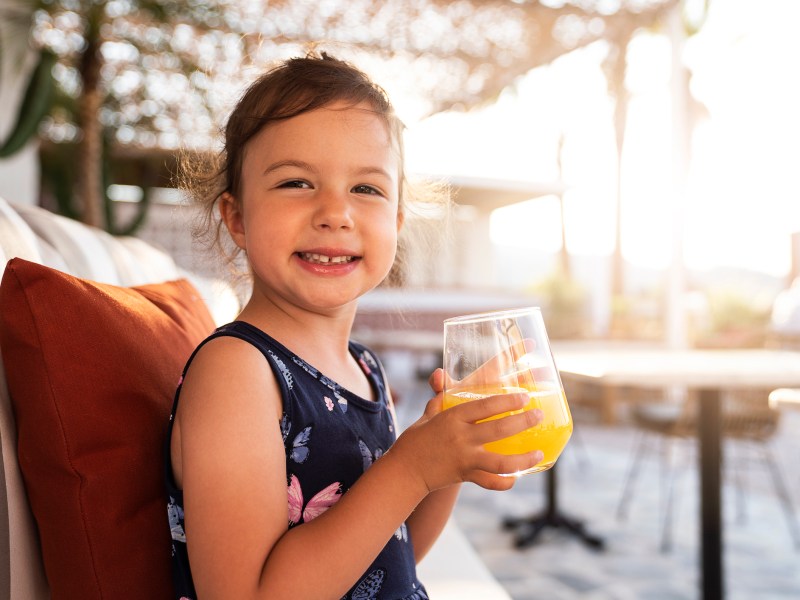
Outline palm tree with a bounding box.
[2,0,227,232]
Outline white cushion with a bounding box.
[14,203,122,284]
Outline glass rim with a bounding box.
[443,306,541,326]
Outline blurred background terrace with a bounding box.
[2,1,799,597]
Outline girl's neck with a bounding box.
[237,295,375,400]
[237,294,356,363]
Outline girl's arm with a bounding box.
[403,369,459,562]
[175,337,542,600]
[407,484,461,562]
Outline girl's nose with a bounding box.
[313,189,355,230]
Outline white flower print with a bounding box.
[167,497,186,543]
[336,392,348,413]
[292,356,318,377]
[351,569,385,599]
[268,350,293,390]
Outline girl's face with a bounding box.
[222,101,403,316]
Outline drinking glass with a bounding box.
[443,307,572,476]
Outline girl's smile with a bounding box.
[295,248,361,274]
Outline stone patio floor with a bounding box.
[397,381,800,599]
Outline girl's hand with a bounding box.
[390,368,544,493]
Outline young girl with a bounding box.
[165,51,544,600]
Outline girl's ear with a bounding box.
[219,192,247,250]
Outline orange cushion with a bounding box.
[0,258,216,600]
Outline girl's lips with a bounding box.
[295,252,361,275]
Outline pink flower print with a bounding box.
[358,356,372,375]
[287,475,342,524]
[324,396,335,411]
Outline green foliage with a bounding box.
[0,49,56,157]
[4,0,227,232]
[100,133,151,236]
[690,288,773,348]
[39,140,78,219]
[530,271,588,338]
[40,132,151,235]
[706,290,772,333]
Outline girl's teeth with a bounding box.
[301,253,354,264]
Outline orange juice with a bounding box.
[443,383,573,472]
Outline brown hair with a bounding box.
[180,49,448,286]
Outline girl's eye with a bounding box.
[278,180,311,189]
[352,184,382,196]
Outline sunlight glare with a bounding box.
[409,0,800,281]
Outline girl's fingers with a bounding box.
[466,449,545,488]
[473,407,544,442]
[481,449,544,476]
[467,471,517,491]
[453,392,528,422]
[428,368,444,394]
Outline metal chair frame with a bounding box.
[616,388,800,552]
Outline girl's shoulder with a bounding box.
[181,322,268,373]
[180,328,279,397]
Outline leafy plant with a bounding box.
[706,290,771,334]
[0,49,56,157]
[530,271,588,338]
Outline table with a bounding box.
[552,345,800,600]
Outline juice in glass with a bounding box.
[442,306,572,475]
[443,381,573,471]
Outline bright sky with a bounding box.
[403,0,800,279]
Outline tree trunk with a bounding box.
[75,13,104,229]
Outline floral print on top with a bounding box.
[164,321,428,600]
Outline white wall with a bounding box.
[0,143,39,204]
[0,2,40,205]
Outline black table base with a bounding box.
[502,463,605,550]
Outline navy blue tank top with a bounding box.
[165,321,428,600]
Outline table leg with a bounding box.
[698,388,723,600]
[501,464,604,550]
[601,384,617,425]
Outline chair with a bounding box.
[616,388,800,552]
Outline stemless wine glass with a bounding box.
[443,307,572,476]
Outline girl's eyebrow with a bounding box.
[262,159,317,176]
[356,166,395,181]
